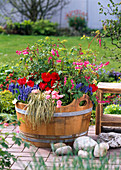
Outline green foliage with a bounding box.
[6,20,33,35]
[0,26,5,33]
[0,114,30,169]
[32,19,58,35]
[68,16,87,31]
[0,90,15,115]
[66,10,87,34]
[5,19,58,35]
[99,0,121,64]
[0,64,20,91]
[104,104,121,115]
[27,150,121,170]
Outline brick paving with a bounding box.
[1,125,121,169]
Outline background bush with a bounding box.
[5,19,58,35]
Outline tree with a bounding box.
[0,0,70,22]
[98,0,121,64]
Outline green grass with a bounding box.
[0,34,120,71]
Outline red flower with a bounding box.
[27,80,34,87]
[89,84,98,92]
[41,73,51,83]
[45,87,53,91]
[39,82,47,90]
[17,77,26,85]
[51,72,60,80]
[51,80,56,88]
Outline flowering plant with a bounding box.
[9,37,109,122]
[65,10,87,31]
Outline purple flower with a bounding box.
[76,83,82,89]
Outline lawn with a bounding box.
[0,34,120,72]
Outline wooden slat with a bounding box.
[101,114,121,127]
[98,82,121,90]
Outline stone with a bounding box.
[55,146,72,155]
[73,136,97,151]
[78,150,91,158]
[94,142,109,158]
[51,143,66,152]
[98,132,121,148]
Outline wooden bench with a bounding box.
[96,82,121,135]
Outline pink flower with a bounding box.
[64,77,67,86]
[31,89,40,93]
[16,126,20,133]
[0,84,3,88]
[80,52,83,55]
[84,61,89,67]
[95,67,98,71]
[45,90,51,95]
[48,56,52,63]
[75,66,80,69]
[78,62,83,65]
[37,48,39,54]
[99,63,103,68]
[58,95,64,98]
[16,50,22,55]
[46,95,50,99]
[52,95,56,99]
[57,45,59,47]
[71,79,74,89]
[57,100,62,108]
[104,61,109,66]
[51,49,55,56]
[22,50,29,55]
[56,50,59,57]
[99,39,101,47]
[56,60,61,63]
[73,62,76,65]
[4,123,9,127]
[71,79,73,83]
[52,91,59,95]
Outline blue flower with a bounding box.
[76,83,82,89]
[15,83,19,89]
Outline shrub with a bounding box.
[104,104,121,115]
[5,19,58,35]
[65,10,87,34]
[0,90,15,115]
[32,19,58,35]
[0,26,5,33]
[6,20,33,35]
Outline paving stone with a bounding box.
[35,148,51,158]
[11,160,30,170]
[22,146,38,153]
[6,148,23,152]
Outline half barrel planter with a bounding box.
[15,94,93,148]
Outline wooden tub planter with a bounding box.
[15,94,93,148]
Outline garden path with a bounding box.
[2,125,121,170]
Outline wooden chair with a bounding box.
[96,82,121,135]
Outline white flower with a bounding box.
[12,98,18,104]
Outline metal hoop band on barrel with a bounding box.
[15,106,92,117]
[20,130,88,143]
